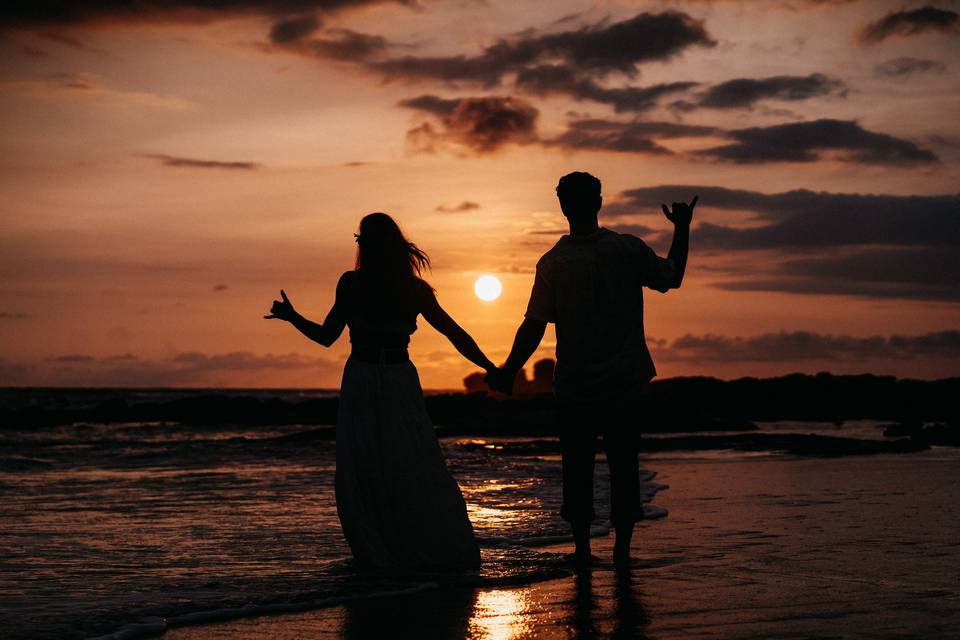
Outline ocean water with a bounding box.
[2,391,956,640]
[163,451,960,640]
[1,411,665,640]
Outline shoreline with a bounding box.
[6,374,959,433]
[107,452,960,640]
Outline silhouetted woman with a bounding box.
[265,212,490,570]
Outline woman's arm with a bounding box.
[421,291,496,372]
[264,285,347,348]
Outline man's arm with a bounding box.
[666,220,690,289]
[489,317,547,394]
[661,195,697,289]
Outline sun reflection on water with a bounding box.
[469,589,531,640]
[462,478,542,532]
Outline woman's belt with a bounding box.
[350,345,410,364]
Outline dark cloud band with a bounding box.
[399,95,538,153]
[545,118,717,155]
[859,6,960,44]
[655,330,960,363]
[696,119,937,166]
[694,73,846,109]
[0,1,409,28]
[608,184,960,301]
[874,57,946,78]
[373,12,714,87]
[140,153,261,170]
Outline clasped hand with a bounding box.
[485,367,515,395]
[264,289,297,321]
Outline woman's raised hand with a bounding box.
[264,289,297,321]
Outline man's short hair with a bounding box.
[556,172,601,218]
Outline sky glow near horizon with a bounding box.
[1,0,959,388]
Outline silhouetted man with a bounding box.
[489,172,696,565]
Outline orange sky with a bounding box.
[1,0,958,388]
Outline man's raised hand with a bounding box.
[661,195,698,227]
[264,289,296,321]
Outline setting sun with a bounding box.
[474,275,503,302]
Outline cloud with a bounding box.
[19,43,47,56]
[859,6,960,44]
[713,252,960,302]
[545,118,717,154]
[1,351,340,386]
[606,223,661,238]
[0,1,409,29]
[654,330,960,363]
[36,30,106,53]
[269,14,321,44]
[576,81,700,113]
[374,54,509,88]
[399,100,720,156]
[273,28,388,61]
[515,65,699,113]
[516,69,842,114]
[0,359,32,383]
[513,11,715,74]
[694,73,847,109]
[611,184,957,223]
[770,247,960,300]
[48,354,95,363]
[1,1,410,59]
[874,57,946,78]
[436,201,480,213]
[397,94,461,116]
[4,72,192,109]
[140,153,261,170]
[607,184,960,301]
[399,95,538,153]
[392,107,935,170]
[695,119,938,166]
[372,11,714,87]
[610,184,959,247]
[689,202,959,250]
[669,0,857,5]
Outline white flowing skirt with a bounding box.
[335,356,480,570]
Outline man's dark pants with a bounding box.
[558,395,643,529]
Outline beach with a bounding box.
[3,400,958,639]
[164,451,960,639]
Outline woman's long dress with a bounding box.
[334,271,480,570]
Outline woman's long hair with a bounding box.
[354,213,431,283]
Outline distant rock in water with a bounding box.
[2,373,958,440]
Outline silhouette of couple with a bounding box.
[266,172,696,570]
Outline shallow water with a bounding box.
[627,450,960,638]
[170,451,960,640]
[2,416,955,639]
[1,419,663,640]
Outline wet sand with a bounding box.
[165,450,960,639]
